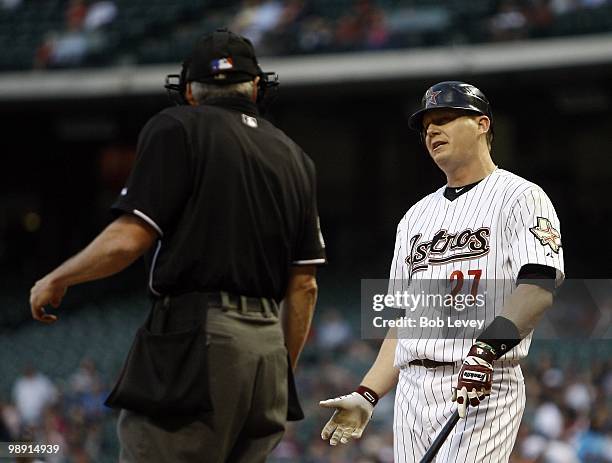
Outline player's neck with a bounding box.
[444,155,496,187]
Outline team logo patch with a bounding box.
[405,227,491,277]
[211,57,234,72]
[425,89,442,106]
[241,114,258,128]
[529,217,561,254]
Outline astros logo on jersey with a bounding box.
[529,217,561,253]
[405,227,491,277]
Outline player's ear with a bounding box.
[477,116,491,135]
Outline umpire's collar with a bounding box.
[203,96,259,117]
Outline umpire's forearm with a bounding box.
[43,215,155,287]
[281,267,318,370]
[361,328,399,397]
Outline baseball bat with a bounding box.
[419,409,460,463]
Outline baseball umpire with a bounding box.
[30,28,326,462]
[319,81,563,462]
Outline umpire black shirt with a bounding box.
[112,96,326,302]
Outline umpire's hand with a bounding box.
[319,393,373,446]
[30,276,66,324]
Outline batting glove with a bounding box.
[319,391,374,446]
[452,341,496,418]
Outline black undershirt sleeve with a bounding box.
[516,263,556,293]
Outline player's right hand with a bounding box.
[452,342,495,418]
[319,392,373,446]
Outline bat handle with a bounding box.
[419,409,460,463]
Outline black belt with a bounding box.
[408,359,456,368]
[206,291,277,314]
[160,291,278,315]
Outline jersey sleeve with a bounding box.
[506,187,564,285]
[292,160,326,266]
[111,113,192,236]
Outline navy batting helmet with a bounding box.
[408,81,492,131]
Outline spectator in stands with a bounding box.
[83,0,117,31]
[258,0,308,55]
[79,381,108,422]
[12,366,57,428]
[230,0,284,47]
[563,374,593,414]
[33,32,57,69]
[0,400,20,439]
[577,408,612,461]
[550,0,579,15]
[66,0,87,30]
[335,0,388,51]
[489,0,529,41]
[0,404,11,441]
[533,401,565,439]
[579,0,608,8]
[67,358,108,423]
[41,407,67,463]
[270,425,302,459]
[540,440,580,462]
[297,16,334,53]
[364,8,388,50]
[316,309,352,351]
[525,0,554,37]
[49,27,90,67]
[69,358,100,396]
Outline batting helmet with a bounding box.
[408,81,492,131]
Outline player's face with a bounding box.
[422,109,483,166]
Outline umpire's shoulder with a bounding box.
[155,105,199,125]
[136,108,187,143]
[263,122,315,167]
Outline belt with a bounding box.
[161,291,278,316]
[408,359,456,369]
[206,291,277,315]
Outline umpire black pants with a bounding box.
[117,298,288,463]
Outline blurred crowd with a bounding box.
[34,0,118,68]
[227,0,612,55]
[1,359,110,463]
[1,309,610,462]
[1,0,612,70]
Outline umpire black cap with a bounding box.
[187,28,261,84]
[408,81,492,130]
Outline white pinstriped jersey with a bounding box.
[389,168,564,365]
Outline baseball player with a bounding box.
[320,81,564,462]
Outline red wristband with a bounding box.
[356,385,379,407]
